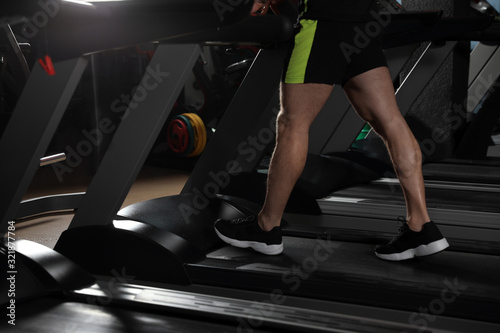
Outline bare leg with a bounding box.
[343,67,430,231]
[258,83,333,231]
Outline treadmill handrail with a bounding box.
[12,0,293,61]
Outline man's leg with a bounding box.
[343,66,448,261]
[343,66,429,231]
[213,82,333,255]
[258,82,334,231]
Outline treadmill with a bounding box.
[203,1,500,256]
[1,1,499,332]
[111,6,499,330]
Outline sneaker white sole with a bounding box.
[376,238,450,261]
[215,229,284,255]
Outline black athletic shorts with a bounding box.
[282,19,388,86]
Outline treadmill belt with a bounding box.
[188,237,500,323]
[331,183,500,213]
[423,163,500,184]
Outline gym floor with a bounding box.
[16,165,190,250]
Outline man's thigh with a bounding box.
[280,83,334,128]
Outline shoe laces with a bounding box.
[391,216,409,240]
[230,215,256,225]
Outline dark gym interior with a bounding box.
[1,1,500,332]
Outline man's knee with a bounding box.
[277,111,298,128]
[277,111,292,125]
[276,112,309,135]
[371,115,406,140]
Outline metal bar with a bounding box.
[467,45,500,112]
[69,43,201,229]
[16,193,85,220]
[40,153,67,167]
[0,57,88,233]
[469,43,498,86]
[1,24,30,82]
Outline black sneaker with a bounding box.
[375,220,449,261]
[214,215,283,255]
